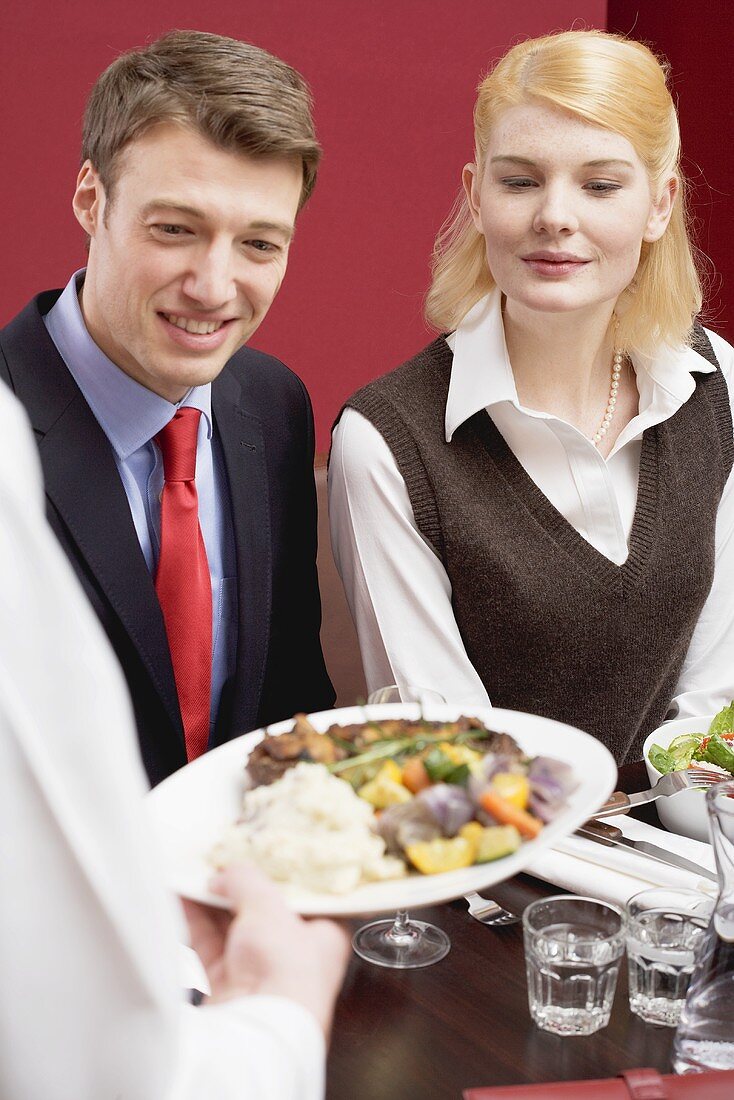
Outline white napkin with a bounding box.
[526,816,718,906]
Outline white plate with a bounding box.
[146,704,616,917]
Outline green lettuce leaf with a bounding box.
[708,702,734,738]
[701,734,734,776]
[422,749,469,785]
[648,744,676,774]
[648,733,704,774]
[665,734,703,771]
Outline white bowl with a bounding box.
[642,716,714,844]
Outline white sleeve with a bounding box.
[0,384,325,1100]
[169,998,324,1100]
[328,406,489,704]
[668,329,734,719]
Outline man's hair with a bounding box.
[82,29,321,208]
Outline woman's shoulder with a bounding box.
[694,329,734,467]
[700,327,734,381]
[333,337,455,476]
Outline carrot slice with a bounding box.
[401,756,431,794]
[479,790,543,839]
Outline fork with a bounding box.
[594,765,726,818]
[464,891,521,926]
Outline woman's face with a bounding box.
[464,102,676,321]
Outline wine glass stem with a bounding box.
[388,909,418,946]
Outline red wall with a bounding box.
[1,1,606,450]
[608,1,734,349]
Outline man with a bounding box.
[0,30,334,785]
[0,380,349,1099]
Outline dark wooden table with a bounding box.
[326,762,677,1099]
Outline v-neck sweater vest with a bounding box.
[343,329,733,763]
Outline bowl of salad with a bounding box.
[643,702,734,843]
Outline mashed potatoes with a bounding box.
[212,762,406,894]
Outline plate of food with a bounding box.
[643,701,734,843]
[146,704,616,916]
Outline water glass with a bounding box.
[523,894,625,1036]
[626,888,714,1027]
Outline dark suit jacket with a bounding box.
[0,291,335,785]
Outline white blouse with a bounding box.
[329,290,734,723]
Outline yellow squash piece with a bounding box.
[437,742,482,767]
[490,772,530,810]
[377,759,403,784]
[358,762,412,809]
[474,824,522,863]
[458,821,484,860]
[405,836,475,874]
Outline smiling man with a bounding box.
[0,31,335,784]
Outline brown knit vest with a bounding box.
[342,329,733,763]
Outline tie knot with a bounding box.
[155,407,202,482]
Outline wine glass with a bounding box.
[351,684,452,968]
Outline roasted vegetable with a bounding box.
[401,756,431,794]
[479,790,543,839]
[358,762,413,808]
[405,836,474,874]
[423,748,470,786]
[419,784,475,836]
[527,756,577,822]
[457,821,484,857]
[375,800,442,854]
[490,772,530,810]
[473,824,522,863]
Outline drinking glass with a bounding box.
[351,684,451,969]
[523,894,625,1035]
[626,887,714,1026]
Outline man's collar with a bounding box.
[44,269,213,460]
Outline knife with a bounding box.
[575,818,719,884]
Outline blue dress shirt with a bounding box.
[44,270,237,737]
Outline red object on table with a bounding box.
[464,1068,734,1099]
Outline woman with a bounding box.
[329,30,734,763]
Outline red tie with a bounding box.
[155,407,212,761]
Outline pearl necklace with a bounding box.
[592,348,624,446]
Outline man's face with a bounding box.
[74,123,303,401]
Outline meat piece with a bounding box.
[465,730,522,758]
[247,716,348,788]
[246,741,299,787]
[325,718,413,751]
[263,731,311,761]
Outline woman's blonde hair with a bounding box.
[425,30,703,353]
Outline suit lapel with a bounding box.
[2,298,183,741]
[40,401,183,736]
[212,367,271,739]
